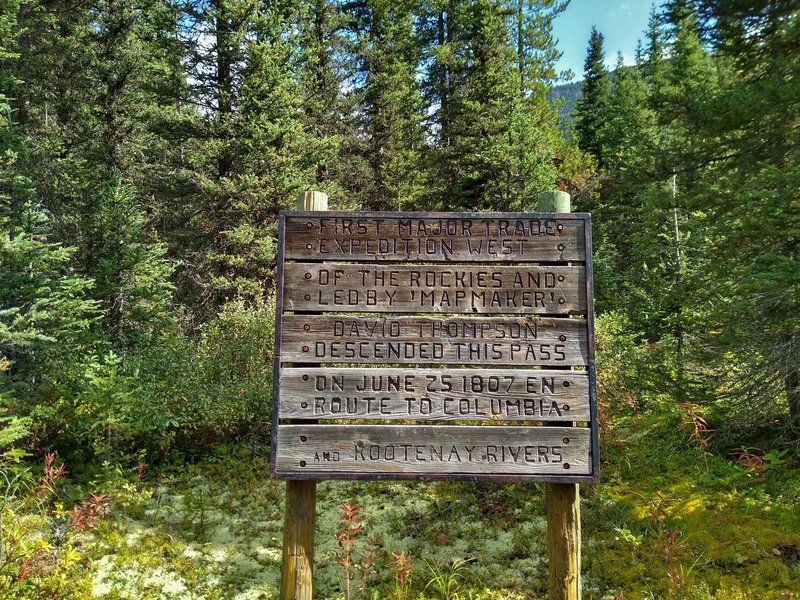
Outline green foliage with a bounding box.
[424,557,475,599]
[574,0,798,438]
[574,27,611,164]
[2,3,799,597]
[349,0,429,210]
[420,0,563,211]
[73,352,136,460]
[0,415,31,452]
[0,92,103,451]
[595,312,664,411]
[21,428,793,598]
[128,299,275,458]
[682,0,800,437]
[153,0,332,314]
[85,179,175,346]
[0,194,100,360]
[0,454,101,599]
[0,121,101,366]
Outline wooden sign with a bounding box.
[276,425,591,479]
[283,215,586,262]
[272,212,598,483]
[280,316,588,365]
[279,368,590,421]
[284,264,585,314]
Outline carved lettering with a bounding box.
[275,213,596,481]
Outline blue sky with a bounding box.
[552,0,664,79]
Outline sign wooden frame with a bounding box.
[271,211,599,484]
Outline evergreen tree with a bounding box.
[418,0,457,155]
[583,13,700,403]
[0,169,101,420]
[1,15,100,417]
[349,0,428,210]
[421,0,561,210]
[12,1,162,215]
[660,0,718,171]
[510,0,568,206]
[513,0,566,96]
[223,2,325,297]
[170,0,327,313]
[12,1,97,223]
[574,26,611,165]
[440,0,519,209]
[641,2,668,105]
[295,0,357,198]
[87,179,175,346]
[9,1,185,337]
[689,0,800,435]
[590,53,658,314]
[601,54,655,170]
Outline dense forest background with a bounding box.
[2,0,796,460]
[0,0,798,597]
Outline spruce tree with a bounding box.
[169,0,327,313]
[689,0,800,435]
[574,26,611,165]
[224,2,325,298]
[349,0,428,210]
[87,179,175,346]
[295,0,356,198]
[641,2,668,106]
[9,1,184,340]
[442,0,519,209]
[421,0,561,210]
[1,5,101,416]
[510,0,567,207]
[582,17,694,403]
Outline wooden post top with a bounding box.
[537,190,571,213]
[297,191,329,211]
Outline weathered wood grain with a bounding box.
[546,481,581,600]
[278,191,328,600]
[283,263,586,314]
[278,367,590,421]
[280,315,588,366]
[538,190,583,600]
[275,425,591,476]
[284,215,585,262]
[279,480,316,600]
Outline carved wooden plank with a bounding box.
[275,425,591,476]
[283,264,586,314]
[284,215,585,262]
[281,315,588,366]
[279,368,590,421]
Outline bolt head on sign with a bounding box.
[271,212,599,483]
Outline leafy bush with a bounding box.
[4,296,275,463]
[128,298,276,458]
[0,453,98,598]
[595,311,667,412]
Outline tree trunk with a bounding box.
[788,366,800,435]
[215,0,234,179]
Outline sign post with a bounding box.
[539,190,583,600]
[273,203,597,596]
[279,191,328,600]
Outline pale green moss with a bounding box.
[66,412,800,599]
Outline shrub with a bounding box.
[128,298,275,458]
